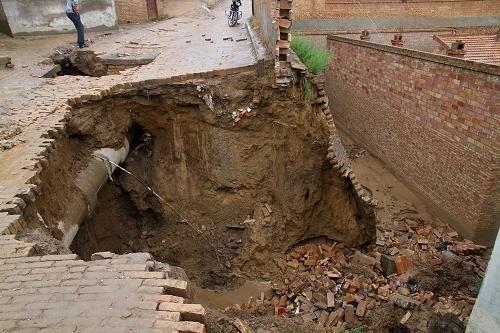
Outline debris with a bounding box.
[236,38,248,42]
[225,224,246,230]
[389,247,400,255]
[326,308,344,327]
[264,203,273,214]
[431,257,443,266]
[407,278,419,294]
[225,207,488,332]
[344,304,356,325]
[352,251,378,266]
[391,294,420,310]
[0,55,12,67]
[327,291,335,308]
[400,311,412,325]
[318,310,329,326]
[380,254,396,275]
[451,241,487,255]
[356,300,367,318]
[233,318,255,333]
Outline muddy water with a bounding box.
[194,281,271,309]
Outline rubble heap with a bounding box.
[227,214,488,332]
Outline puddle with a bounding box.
[194,281,272,309]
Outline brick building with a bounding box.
[114,0,162,23]
[114,0,224,24]
[293,0,500,33]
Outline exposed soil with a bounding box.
[413,256,480,298]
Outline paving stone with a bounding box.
[159,303,206,323]
[124,271,165,279]
[154,320,206,333]
[40,254,78,262]
[0,310,42,321]
[143,278,188,297]
[142,294,185,304]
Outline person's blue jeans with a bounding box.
[66,12,85,48]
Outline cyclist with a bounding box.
[231,0,242,12]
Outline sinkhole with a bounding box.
[22,71,375,297]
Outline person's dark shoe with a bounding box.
[79,44,89,49]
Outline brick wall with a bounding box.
[115,0,149,23]
[326,36,499,245]
[293,0,500,32]
[253,0,293,85]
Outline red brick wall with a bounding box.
[294,0,500,21]
[293,0,500,32]
[115,0,149,23]
[326,36,499,245]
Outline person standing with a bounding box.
[66,0,87,48]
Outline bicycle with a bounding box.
[227,0,242,27]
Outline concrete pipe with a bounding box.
[59,138,130,247]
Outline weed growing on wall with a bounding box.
[291,36,331,74]
[303,80,314,102]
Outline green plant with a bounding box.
[303,80,314,102]
[347,328,365,333]
[475,278,483,290]
[290,36,331,74]
[248,16,256,29]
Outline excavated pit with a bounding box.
[23,70,374,293]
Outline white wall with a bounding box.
[1,0,117,36]
[467,231,500,332]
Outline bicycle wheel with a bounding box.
[228,11,237,27]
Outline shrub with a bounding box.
[291,36,331,74]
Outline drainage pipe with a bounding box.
[58,137,131,247]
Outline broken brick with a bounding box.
[344,304,357,325]
[356,300,367,318]
[352,251,378,266]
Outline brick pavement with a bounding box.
[0,237,206,332]
[0,1,257,330]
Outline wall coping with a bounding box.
[327,35,500,76]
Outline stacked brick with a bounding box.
[274,0,293,86]
[311,75,378,208]
[0,244,206,332]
